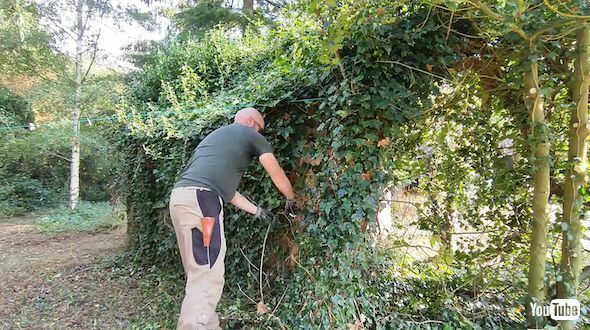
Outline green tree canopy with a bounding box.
[0,0,62,75]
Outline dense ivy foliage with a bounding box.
[414,73,531,262]
[117,2,532,327]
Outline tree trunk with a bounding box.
[240,0,254,36]
[243,0,254,12]
[525,45,550,327]
[69,0,83,210]
[558,25,590,330]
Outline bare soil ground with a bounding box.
[0,214,143,329]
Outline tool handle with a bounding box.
[201,217,215,247]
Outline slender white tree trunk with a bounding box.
[69,0,83,210]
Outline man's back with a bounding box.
[174,123,272,202]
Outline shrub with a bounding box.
[0,175,57,216]
[0,84,33,127]
[0,125,120,215]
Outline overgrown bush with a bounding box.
[0,175,54,215]
[118,2,498,328]
[0,84,33,127]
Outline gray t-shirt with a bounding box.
[174,123,272,203]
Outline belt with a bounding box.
[175,186,211,192]
[173,186,223,204]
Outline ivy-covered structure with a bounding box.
[118,1,590,328]
[119,4,466,327]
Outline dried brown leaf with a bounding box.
[377,137,390,147]
[257,301,269,315]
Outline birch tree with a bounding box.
[38,0,111,210]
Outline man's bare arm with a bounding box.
[230,191,258,214]
[259,153,296,199]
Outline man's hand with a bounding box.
[255,207,273,223]
[285,199,299,218]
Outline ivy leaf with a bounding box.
[561,222,569,232]
[336,110,348,118]
[443,0,460,10]
[330,294,344,306]
[430,234,441,247]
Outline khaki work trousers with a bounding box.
[169,186,226,330]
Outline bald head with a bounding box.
[234,107,265,132]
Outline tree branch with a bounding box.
[531,18,577,40]
[81,28,102,85]
[82,0,98,33]
[41,13,77,40]
[468,0,529,41]
[468,0,504,21]
[376,60,454,83]
[80,3,109,85]
[543,0,590,19]
[260,0,284,9]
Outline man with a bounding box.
[168,107,297,329]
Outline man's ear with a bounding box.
[246,117,255,128]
